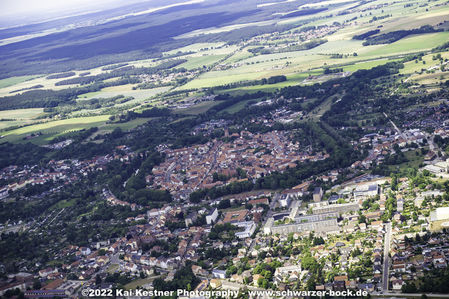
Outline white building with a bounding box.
[354,183,378,200]
[212,269,227,279]
[206,208,218,225]
[279,194,291,208]
[430,207,449,222]
[234,221,256,239]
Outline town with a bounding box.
[2,0,449,296]
[3,102,449,297]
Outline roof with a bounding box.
[313,187,322,194]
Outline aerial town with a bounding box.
[2,100,449,297]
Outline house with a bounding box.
[359,223,366,231]
[42,279,64,290]
[278,194,291,208]
[206,208,219,225]
[191,265,203,276]
[109,242,120,254]
[334,275,348,282]
[249,198,269,206]
[274,265,302,278]
[212,269,227,279]
[392,279,404,290]
[39,268,58,278]
[253,274,264,286]
[358,283,375,292]
[0,282,27,296]
[210,279,222,289]
[185,213,198,226]
[313,187,323,202]
[80,247,91,256]
[0,188,8,200]
[371,221,383,231]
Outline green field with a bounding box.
[165,42,226,54]
[0,108,46,130]
[105,118,155,130]
[51,198,78,210]
[0,108,45,120]
[174,101,221,115]
[124,277,159,290]
[2,115,111,144]
[386,150,425,172]
[0,75,40,89]
[361,32,449,58]
[342,58,398,72]
[222,99,262,114]
[180,54,227,69]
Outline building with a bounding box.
[424,160,449,175]
[234,221,257,239]
[274,265,302,278]
[185,213,198,227]
[264,212,339,235]
[313,187,323,202]
[206,208,218,225]
[354,183,379,200]
[312,202,359,215]
[222,209,248,223]
[430,207,449,222]
[397,199,404,212]
[0,188,8,200]
[212,269,227,279]
[279,194,291,208]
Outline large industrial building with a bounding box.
[430,207,449,222]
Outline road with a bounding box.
[382,222,392,292]
[196,141,222,189]
[426,132,439,154]
[384,113,440,158]
[383,113,404,139]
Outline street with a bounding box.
[382,222,392,292]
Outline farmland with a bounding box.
[2,0,449,297]
[1,115,111,144]
[0,0,448,144]
[0,108,45,130]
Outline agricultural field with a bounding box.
[0,108,46,130]
[0,0,448,142]
[173,101,221,115]
[179,54,227,70]
[0,75,40,89]
[1,115,111,144]
[77,85,170,105]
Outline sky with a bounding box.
[1,0,128,16]
[0,0,160,27]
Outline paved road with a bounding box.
[382,222,392,292]
[383,113,404,138]
[426,132,439,153]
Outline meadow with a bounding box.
[0,108,45,130]
[0,75,40,89]
[0,0,448,141]
[2,115,111,144]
